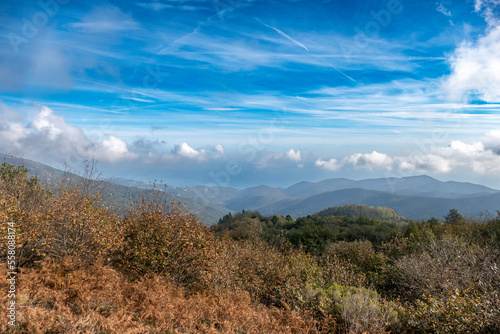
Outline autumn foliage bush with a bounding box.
[1,162,122,268]
[118,191,222,291]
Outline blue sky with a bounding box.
[1,0,500,188]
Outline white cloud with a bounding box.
[285,149,302,161]
[0,102,229,168]
[167,143,226,162]
[315,133,500,175]
[254,17,310,52]
[475,0,500,25]
[214,144,224,152]
[484,130,500,153]
[315,158,342,171]
[344,151,393,170]
[436,3,452,17]
[212,144,226,159]
[0,104,136,164]
[396,154,452,173]
[70,5,141,33]
[173,142,208,161]
[443,26,500,102]
[31,106,72,140]
[443,1,500,102]
[92,136,136,163]
[255,149,302,168]
[434,138,500,173]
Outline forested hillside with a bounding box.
[1,162,500,333]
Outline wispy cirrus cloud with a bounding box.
[69,5,141,33]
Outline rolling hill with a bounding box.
[315,204,406,221]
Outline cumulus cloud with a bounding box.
[315,134,500,175]
[285,149,302,161]
[213,144,227,159]
[315,158,342,171]
[483,129,500,153]
[396,154,452,173]
[172,142,208,161]
[433,138,500,173]
[255,149,302,168]
[91,136,136,163]
[165,143,226,162]
[344,151,393,170]
[0,104,136,164]
[214,144,224,153]
[0,102,229,169]
[443,1,500,102]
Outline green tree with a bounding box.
[444,208,463,225]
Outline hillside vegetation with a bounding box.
[316,204,406,221]
[1,161,500,333]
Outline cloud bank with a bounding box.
[315,132,500,174]
[0,104,226,167]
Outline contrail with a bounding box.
[254,17,309,52]
[254,17,356,83]
[320,58,357,82]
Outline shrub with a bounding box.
[318,253,368,289]
[302,284,400,334]
[29,187,121,264]
[405,288,499,333]
[118,193,220,291]
[391,235,500,332]
[392,235,499,300]
[232,239,322,311]
[0,162,47,212]
[1,161,122,267]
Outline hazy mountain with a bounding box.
[3,154,499,222]
[258,188,500,220]
[0,154,228,225]
[168,185,239,207]
[282,175,498,199]
[226,185,292,211]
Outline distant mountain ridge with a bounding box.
[257,188,500,220]
[216,176,500,220]
[2,154,500,223]
[282,175,498,199]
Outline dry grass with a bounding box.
[0,260,322,334]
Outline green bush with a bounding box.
[405,288,499,333]
[301,284,400,334]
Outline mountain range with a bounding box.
[2,154,500,223]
